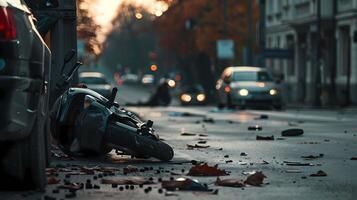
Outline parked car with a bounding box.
[0,0,51,189]
[216,66,283,109]
[121,73,139,84]
[79,72,113,98]
[180,85,206,106]
[141,74,155,85]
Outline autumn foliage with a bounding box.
[156,0,260,61]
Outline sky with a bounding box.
[85,0,168,42]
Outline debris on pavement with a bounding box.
[240,152,248,156]
[215,177,245,188]
[256,135,275,141]
[59,183,83,191]
[168,112,205,117]
[187,144,210,149]
[101,177,155,185]
[255,115,269,120]
[123,165,139,174]
[47,177,61,185]
[248,125,263,131]
[197,140,207,144]
[244,171,267,186]
[301,154,324,160]
[282,129,304,137]
[161,178,211,192]
[187,163,229,176]
[203,117,215,123]
[199,134,209,137]
[284,161,314,166]
[310,170,327,177]
[181,132,196,136]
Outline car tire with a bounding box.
[0,100,47,190]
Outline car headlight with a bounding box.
[104,84,111,90]
[168,79,176,88]
[196,94,206,102]
[181,94,192,102]
[269,89,278,96]
[239,89,249,96]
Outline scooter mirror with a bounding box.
[61,49,77,76]
[64,49,76,64]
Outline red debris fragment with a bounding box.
[47,177,60,185]
[244,171,266,186]
[215,177,245,188]
[310,170,327,177]
[187,163,229,176]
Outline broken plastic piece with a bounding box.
[161,178,211,191]
[282,129,304,137]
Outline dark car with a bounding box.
[180,85,207,106]
[79,72,113,98]
[216,66,283,109]
[0,0,51,189]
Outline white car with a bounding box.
[216,66,283,109]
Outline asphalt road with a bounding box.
[1,84,357,200]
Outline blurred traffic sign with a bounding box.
[217,40,235,59]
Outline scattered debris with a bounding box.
[256,135,275,141]
[248,125,262,131]
[187,144,210,149]
[101,177,154,185]
[282,129,304,137]
[181,132,196,136]
[47,177,60,185]
[215,177,244,188]
[187,163,229,176]
[301,154,324,160]
[284,161,314,166]
[199,134,209,137]
[240,152,248,156]
[225,160,233,163]
[197,140,207,144]
[123,165,139,174]
[59,183,82,191]
[255,115,269,120]
[203,118,215,123]
[244,172,266,186]
[162,178,211,192]
[169,112,204,117]
[310,170,327,177]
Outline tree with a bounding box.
[77,0,102,56]
[155,0,260,102]
[99,3,158,73]
[156,0,260,63]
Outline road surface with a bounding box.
[1,84,357,200]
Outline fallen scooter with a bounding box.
[50,51,174,161]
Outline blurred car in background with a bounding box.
[79,72,112,98]
[180,85,206,106]
[216,66,283,109]
[121,73,139,84]
[142,74,155,85]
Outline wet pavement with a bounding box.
[1,104,357,200]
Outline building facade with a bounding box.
[265,0,357,105]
